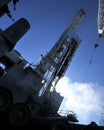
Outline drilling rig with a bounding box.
[0,5,104,130]
[0,8,87,129]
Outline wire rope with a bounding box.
[82,37,100,82]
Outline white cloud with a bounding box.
[55,76,104,125]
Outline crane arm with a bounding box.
[98,0,104,38]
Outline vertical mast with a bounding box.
[35,9,86,96]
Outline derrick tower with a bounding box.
[37,9,86,96]
[0,8,86,127]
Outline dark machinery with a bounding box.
[0,0,19,20]
[0,5,103,129]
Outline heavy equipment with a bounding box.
[0,0,19,20]
[0,8,85,128]
[0,7,103,130]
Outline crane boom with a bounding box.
[98,0,104,37]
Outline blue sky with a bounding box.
[0,0,104,125]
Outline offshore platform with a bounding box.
[0,1,104,130]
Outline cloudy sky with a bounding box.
[56,76,104,124]
[0,0,104,125]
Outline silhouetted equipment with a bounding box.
[13,0,19,10]
[0,0,13,19]
[0,0,19,21]
[0,9,86,128]
[0,8,103,130]
[0,18,30,58]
